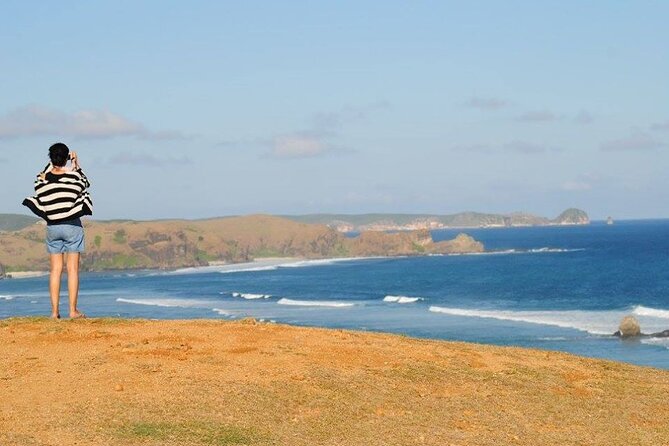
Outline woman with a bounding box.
[23,143,93,319]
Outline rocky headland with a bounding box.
[0,214,483,273]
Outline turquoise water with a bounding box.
[2,220,668,368]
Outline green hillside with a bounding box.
[0,214,40,232]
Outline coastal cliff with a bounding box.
[0,215,483,272]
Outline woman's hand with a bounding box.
[70,151,79,169]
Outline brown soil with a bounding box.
[1,318,668,446]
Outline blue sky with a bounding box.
[1,1,667,220]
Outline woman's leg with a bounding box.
[65,252,84,318]
[49,254,64,318]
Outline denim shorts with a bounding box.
[46,224,85,254]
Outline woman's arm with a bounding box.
[71,152,91,188]
[35,163,53,188]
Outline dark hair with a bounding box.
[49,143,69,167]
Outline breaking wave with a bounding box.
[211,308,232,316]
[641,338,669,350]
[116,298,210,308]
[428,305,669,335]
[444,247,585,257]
[231,292,272,299]
[277,298,354,308]
[632,305,669,319]
[383,295,423,304]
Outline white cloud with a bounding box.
[271,134,332,159]
[600,132,666,151]
[464,97,508,110]
[0,105,185,140]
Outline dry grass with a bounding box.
[1,318,668,445]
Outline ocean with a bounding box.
[2,219,668,369]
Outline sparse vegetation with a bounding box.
[0,215,483,272]
[113,229,127,244]
[1,319,668,446]
[116,421,256,445]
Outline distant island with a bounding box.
[284,208,590,232]
[0,214,483,273]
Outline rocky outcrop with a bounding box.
[613,315,669,338]
[553,208,590,225]
[0,263,5,279]
[432,233,485,254]
[614,316,641,338]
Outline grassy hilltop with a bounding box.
[1,318,668,446]
[0,214,482,272]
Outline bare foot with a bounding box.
[50,313,61,320]
[70,311,86,319]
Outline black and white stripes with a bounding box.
[23,163,93,223]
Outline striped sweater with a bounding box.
[22,163,93,223]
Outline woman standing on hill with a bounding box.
[23,143,93,319]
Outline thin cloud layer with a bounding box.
[650,120,669,131]
[271,133,333,159]
[516,110,559,122]
[600,133,666,151]
[574,110,594,125]
[0,105,185,140]
[267,102,385,159]
[503,140,550,153]
[561,181,592,191]
[107,152,191,167]
[464,97,508,110]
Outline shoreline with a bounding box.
[1,317,668,445]
[3,271,49,279]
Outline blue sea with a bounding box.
[2,220,669,369]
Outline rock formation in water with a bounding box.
[613,315,669,338]
[615,316,641,338]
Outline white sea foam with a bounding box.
[0,295,15,301]
[641,338,669,349]
[279,257,382,268]
[632,305,669,319]
[448,247,584,257]
[168,256,383,276]
[231,292,272,300]
[383,295,423,304]
[277,298,354,308]
[428,305,669,335]
[212,308,232,316]
[219,265,279,274]
[116,298,210,308]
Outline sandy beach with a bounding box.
[1,318,668,446]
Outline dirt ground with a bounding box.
[1,317,668,446]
